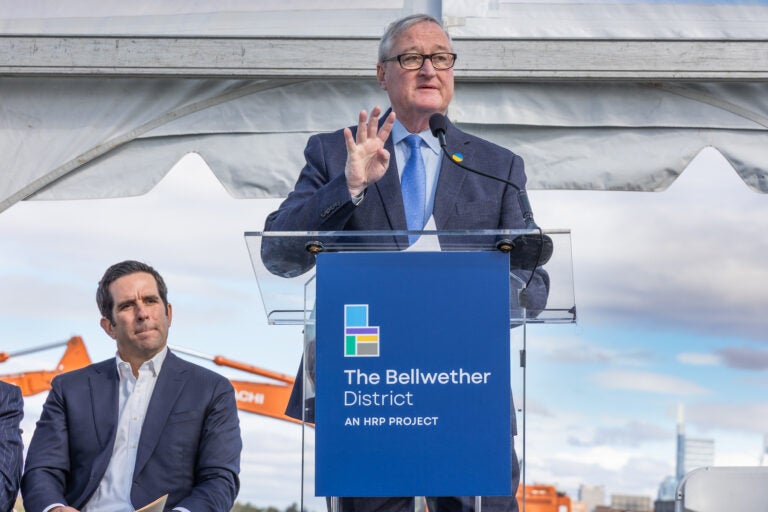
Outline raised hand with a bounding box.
[344,106,396,198]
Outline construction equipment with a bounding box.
[170,345,301,425]
[516,484,572,512]
[0,336,91,395]
[0,337,300,425]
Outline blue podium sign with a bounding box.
[315,251,512,497]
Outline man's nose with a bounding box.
[135,302,150,318]
[419,58,437,76]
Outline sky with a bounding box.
[3,1,768,509]
[1,146,768,509]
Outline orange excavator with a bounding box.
[516,484,572,512]
[0,336,300,425]
[169,345,300,425]
[0,336,91,395]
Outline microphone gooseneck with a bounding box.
[427,113,552,285]
[429,113,538,230]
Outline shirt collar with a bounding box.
[115,345,168,379]
[391,118,441,156]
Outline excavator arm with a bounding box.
[169,345,303,425]
[1,337,303,425]
[0,336,91,396]
[229,379,300,424]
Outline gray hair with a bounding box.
[378,14,452,63]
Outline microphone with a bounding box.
[428,112,552,269]
[430,111,448,148]
[430,113,537,230]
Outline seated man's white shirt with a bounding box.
[81,347,168,512]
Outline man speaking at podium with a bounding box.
[264,13,549,512]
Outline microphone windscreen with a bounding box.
[429,113,448,137]
[508,234,554,270]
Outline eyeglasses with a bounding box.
[382,52,457,70]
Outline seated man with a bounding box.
[22,260,242,512]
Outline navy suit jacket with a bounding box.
[262,113,548,300]
[264,115,530,244]
[263,112,548,394]
[21,350,241,512]
[0,381,23,512]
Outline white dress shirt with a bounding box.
[81,347,168,512]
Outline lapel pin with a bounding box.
[451,153,464,162]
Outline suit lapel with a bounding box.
[89,361,119,450]
[433,120,471,227]
[370,112,474,230]
[133,351,188,476]
[373,133,408,230]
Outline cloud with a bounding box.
[568,420,670,448]
[524,398,556,418]
[677,352,720,366]
[591,370,710,395]
[525,454,671,502]
[686,401,768,434]
[535,335,657,367]
[4,147,767,508]
[676,345,768,372]
[534,148,768,343]
[236,417,309,507]
[716,346,768,370]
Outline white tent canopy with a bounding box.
[2,1,768,214]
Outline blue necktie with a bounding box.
[401,134,426,243]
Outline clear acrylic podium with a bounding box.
[245,229,575,512]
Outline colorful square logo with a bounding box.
[344,304,380,357]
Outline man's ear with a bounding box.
[166,303,173,326]
[376,63,387,90]
[100,317,115,339]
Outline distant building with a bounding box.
[676,404,685,480]
[595,506,652,512]
[656,475,677,501]
[684,437,714,473]
[571,501,588,512]
[676,404,715,478]
[654,475,677,512]
[579,484,605,512]
[610,493,651,511]
[656,406,715,512]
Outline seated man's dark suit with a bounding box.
[0,381,23,512]
[263,113,548,512]
[21,350,241,512]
